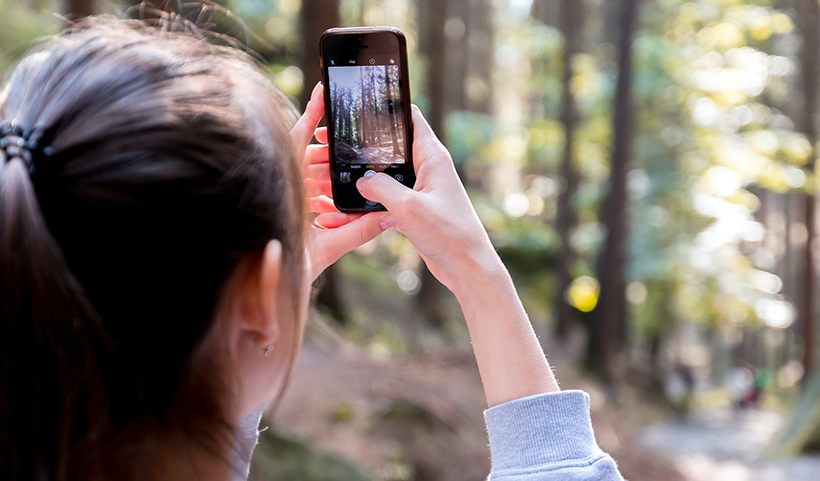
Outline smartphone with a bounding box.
[320,27,415,212]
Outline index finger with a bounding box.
[410,104,452,176]
[291,83,325,155]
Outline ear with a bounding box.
[239,239,283,347]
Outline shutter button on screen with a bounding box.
[363,171,382,208]
[365,200,382,208]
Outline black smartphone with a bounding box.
[320,27,415,212]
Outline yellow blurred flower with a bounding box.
[567,276,600,313]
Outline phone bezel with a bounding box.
[319,27,416,213]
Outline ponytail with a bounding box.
[1,13,309,480]
[0,122,110,480]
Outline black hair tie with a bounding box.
[0,119,54,176]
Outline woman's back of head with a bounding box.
[0,14,305,480]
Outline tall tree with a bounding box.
[62,0,94,18]
[415,0,452,328]
[447,0,470,112]
[799,0,819,379]
[299,0,340,109]
[447,0,494,114]
[554,0,585,339]
[530,0,559,29]
[586,0,639,383]
[300,0,345,321]
[466,0,493,114]
[418,0,450,138]
[385,66,401,156]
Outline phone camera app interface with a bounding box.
[328,63,406,166]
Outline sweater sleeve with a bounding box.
[484,390,625,481]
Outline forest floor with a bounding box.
[638,408,820,481]
[339,145,404,164]
[269,317,684,481]
[267,267,818,481]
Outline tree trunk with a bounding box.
[371,68,381,146]
[466,0,493,114]
[361,69,369,147]
[386,66,401,156]
[419,0,450,137]
[62,0,94,18]
[799,0,819,380]
[554,0,585,340]
[300,0,345,322]
[447,0,470,112]
[586,0,638,383]
[415,0,452,328]
[530,0,560,28]
[299,0,340,110]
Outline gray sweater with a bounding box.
[232,390,625,480]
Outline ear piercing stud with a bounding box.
[251,332,274,357]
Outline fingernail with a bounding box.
[311,82,322,100]
[380,215,396,230]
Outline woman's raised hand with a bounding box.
[354,106,504,294]
[296,91,559,407]
[290,83,388,282]
[356,106,559,407]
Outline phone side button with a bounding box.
[365,200,383,208]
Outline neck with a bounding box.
[90,414,236,481]
[141,428,235,481]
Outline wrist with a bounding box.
[449,246,511,303]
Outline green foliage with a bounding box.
[0,1,58,73]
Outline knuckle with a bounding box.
[401,192,424,214]
[358,220,379,245]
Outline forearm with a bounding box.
[451,254,560,408]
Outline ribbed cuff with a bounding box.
[484,390,603,472]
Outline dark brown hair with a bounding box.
[0,15,306,480]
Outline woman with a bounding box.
[0,15,624,481]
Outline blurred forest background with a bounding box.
[6,0,820,480]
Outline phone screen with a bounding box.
[327,63,407,165]
[321,28,415,212]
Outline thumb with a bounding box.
[356,173,414,210]
[311,212,388,277]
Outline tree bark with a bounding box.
[300,0,345,322]
[444,0,493,114]
[419,0,450,137]
[416,0,452,328]
[586,0,638,383]
[447,0,469,112]
[299,0,340,110]
[799,0,819,380]
[467,0,494,114]
[62,0,94,18]
[386,66,401,156]
[530,0,560,28]
[554,0,584,340]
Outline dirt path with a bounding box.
[638,409,820,481]
[269,326,684,481]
